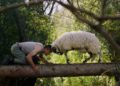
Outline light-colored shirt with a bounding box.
[19,42,44,54]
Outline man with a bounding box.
[11,42,52,72]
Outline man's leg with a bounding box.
[11,43,37,86]
[11,43,26,64]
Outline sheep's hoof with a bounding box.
[67,61,70,64]
[67,62,70,64]
[83,60,87,64]
[98,59,102,63]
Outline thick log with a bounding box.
[0,63,120,77]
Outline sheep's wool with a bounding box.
[52,31,101,54]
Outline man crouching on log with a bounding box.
[11,42,52,72]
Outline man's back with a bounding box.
[19,42,44,54]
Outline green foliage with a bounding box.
[0,1,55,61]
[21,7,55,44]
[0,0,120,85]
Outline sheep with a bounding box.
[51,31,102,64]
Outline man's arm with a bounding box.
[26,45,41,70]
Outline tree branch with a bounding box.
[0,63,120,77]
[0,0,44,13]
[0,0,119,21]
[101,0,107,16]
[76,0,80,8]
[98,16,120,21]
[0,0,99,21]
[57,1,99,21]
[43,1,51,13]
[67,0,71,4]
[57,1,120,22]
[48,1,56,15]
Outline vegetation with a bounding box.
[0,0,120,86]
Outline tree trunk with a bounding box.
[13,10,27,42]
[0,63,120,77]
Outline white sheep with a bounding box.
[51,31,101,64]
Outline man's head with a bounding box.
[43,45,52,55]
[51,47,57,53]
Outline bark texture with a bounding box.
[0,63,120,77]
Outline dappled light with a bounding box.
[0,0,120,86]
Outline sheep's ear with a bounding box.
[51,47,62,54]
[51,47,57,53]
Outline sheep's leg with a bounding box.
[83,52,93,63]
[65,52,70,64]
[83,57,91,63]
[98,51,102,63]
[91,55,96,62]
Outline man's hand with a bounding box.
[32,65,40,74]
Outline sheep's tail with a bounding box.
[98,49,102,63]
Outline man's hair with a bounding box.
[51,47,57,53]
[44,45,52,51]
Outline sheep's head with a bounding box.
[51,42,63,55]
[51,47,63,55]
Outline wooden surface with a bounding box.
[0,63,120,77]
